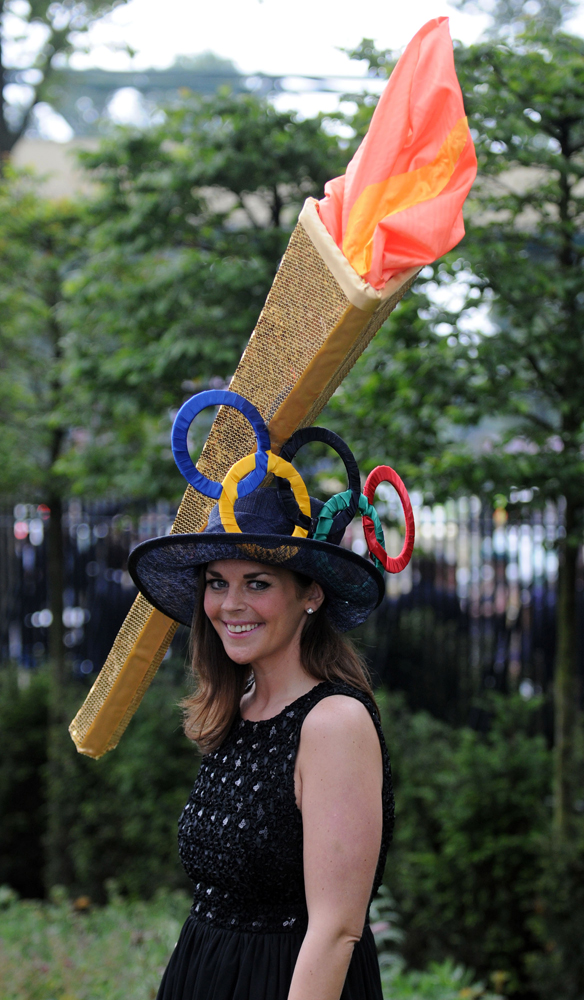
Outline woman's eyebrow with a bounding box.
[205,569,275,580]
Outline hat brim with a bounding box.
[128,532,384,633]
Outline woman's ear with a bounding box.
[305,582,325,613]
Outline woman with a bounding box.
[129,482,395,1000]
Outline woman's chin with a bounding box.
[222,637,264,663]
[226,647,254,664]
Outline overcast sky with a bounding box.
[76,0,491,77]
[31,0,583,136]
[76,0,584,79]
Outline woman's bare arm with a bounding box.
[287,695,383,1000]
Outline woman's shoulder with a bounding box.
[301,687,380,748]
[298,691,384,805]
[303,679,377,718]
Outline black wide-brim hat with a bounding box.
[129,487,384,632]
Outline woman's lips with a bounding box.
[223,622,263,635]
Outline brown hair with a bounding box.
[181,565,376,753]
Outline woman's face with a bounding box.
[204,559,323,665]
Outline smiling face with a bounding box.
[203,559,323,667]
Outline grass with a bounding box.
[0,886,185,1000]
[0,886,503,1000]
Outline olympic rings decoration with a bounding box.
[362,466,415,574]
[171,390,272,500]
[171,390,414,573]
[277,427,361,539]
[219,452,311,537]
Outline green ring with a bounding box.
[313,491,387,574]
[357,495,386,573]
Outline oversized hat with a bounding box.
[128,490,382,633]
[128,395,415,631]
[69,18,475,759]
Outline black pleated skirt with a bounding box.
[157,915,383,1000]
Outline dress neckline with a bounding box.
[238,681,328,726]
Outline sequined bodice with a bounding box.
[178,680,394,934]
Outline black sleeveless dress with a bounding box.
[157,680,394,1000]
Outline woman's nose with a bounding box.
[220,585,246,611]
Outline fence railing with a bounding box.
[348,491,583,725]
[1,501,177,674]
[1,495,582,723]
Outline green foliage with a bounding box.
[68,665,197,901]
[0,669,48,898]
[452,0,576,36]
[0,169,85,499]
[447,31,584,511]
[380,692,552,994]
[58,91,345,499]
[0,887,188,1000]
[0,890,503,1000]
[524,831,584,998]
[370,882,405,953]
[0,661,197,901]
[327,283,475,492]
[380,956,504,1000]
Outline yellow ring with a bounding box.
[219,451,310,537]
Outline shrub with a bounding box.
[381,692,552,995]
[0,668,48,898]
[0,660,198,900]
[525,829,584,998]
[68,664,198,901]
[380,957,504,1000]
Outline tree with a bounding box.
[0,167,88,886]
[0,0,129,157]
[61,90,345,498]
[328,29,584,839]
[452,0,577,36]
[457,27,584,841]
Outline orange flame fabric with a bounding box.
[317,17,477,290]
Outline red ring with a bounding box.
[362,465,415,574]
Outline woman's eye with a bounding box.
[249,580,269,591]
[207,579,227,590]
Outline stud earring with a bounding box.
[306,608,314,614]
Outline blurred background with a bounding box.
[1,0,584,997]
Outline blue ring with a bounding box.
[171,390,271,499]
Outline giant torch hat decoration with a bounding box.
[69,17,476,758]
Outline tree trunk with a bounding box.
[44,490,74,891]
[553,497,579,841]
[0,11,22,159]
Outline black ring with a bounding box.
[276,427,361,540]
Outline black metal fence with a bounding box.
[352,490,584,727]
[1,494,582,723]
[0,501,177,676]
